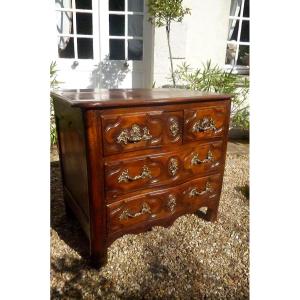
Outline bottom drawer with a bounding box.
[107,173,222,234]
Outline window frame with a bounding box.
[108,0,145,61]
[55,0,96,61]
[224,0,250,74]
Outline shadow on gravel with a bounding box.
[50,162,89,259]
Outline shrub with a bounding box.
[174,60,249,130]
[50,61,61,146]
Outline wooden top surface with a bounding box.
[51,88,231,109]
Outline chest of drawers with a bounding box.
[51,89,231,267]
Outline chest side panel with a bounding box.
[53,99,90,223]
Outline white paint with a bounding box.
[53,0,153,89]
[52,0,232,89]
[153,0,231,87]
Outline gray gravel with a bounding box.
[51,153,249,299]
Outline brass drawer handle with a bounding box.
[192,117,221,133]
[119,202,154,220]
[191,150,214,165]
[117,124,152,145]
[189,182,213,197]
[118,165,152,183]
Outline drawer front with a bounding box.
[101,111,182,155]
[105,140,224,201]
[184,105,227,142]
[107,173,222,234]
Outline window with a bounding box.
[225,0,250,74]
[109,0,144,61]
[55,0,94,59]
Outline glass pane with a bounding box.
[128,0,144,12]
[55,0,72,9]
[240,20,249,42]
[58,37,74,58]
[77,38,93,59]
[128,15,143,37]
[243,0,249,17]
[110,39,125,60]
[237,45,250,66]
[76,13,93,35]
[225,43,237,65]
[229,0,242,17]
[228,19,239,41]
[109,0,124,11]
[128,39,143,60]
[75,0,92,10]
[109,15,125,36]
[56,11,73,34]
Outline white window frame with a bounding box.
[225,0,250,74]
[55,0,99,63]
[108,0,145,61]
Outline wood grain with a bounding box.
[52,89,231,268]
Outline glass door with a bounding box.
[54,0,152,88]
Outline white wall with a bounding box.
[153,0,231,87]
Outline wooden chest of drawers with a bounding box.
[51,89,231,267]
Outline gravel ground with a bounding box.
[51,153,249,299]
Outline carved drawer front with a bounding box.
[184,105,227,142]
[101,111,182,155]
[107,174,222,234]
[105,141,224,201]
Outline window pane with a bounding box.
[75,0,92,10]
[128,15,143,37]
[240,20,249,42]
[58,37,74,58]
[128,0,144,12]
[128,39,143,60]
[109,0,124,11]
[56,11,73,34]
[228,19,239,41]
[225,43,237,65]
[77,38,93,59]
[55,0,72,9]
[229,0,242,17]
[237,45,249,66]
[109,15,125,36]
[110,39,125,60]
[76,13,93,35]
[243,0,249,17]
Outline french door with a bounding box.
[54,0,153,89]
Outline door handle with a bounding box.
[123,60,129,69]
[72,60,79,68]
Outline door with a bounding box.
[54,0,153,89]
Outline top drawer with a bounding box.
[184,105,227,142]
[101,111,182,155]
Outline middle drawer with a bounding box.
[104,140,224,202]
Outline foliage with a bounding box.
[174,60,249,130]
[50,61,61,146]
[147,0,191,27]
[147,0,191,87]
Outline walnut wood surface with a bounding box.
[51,88,231,109]
[107,173,222,235]
[105,140,224,202]
[53,99,90,224]
[52,88,231,268]
[101,110,182,155]
[184,105,227,142]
